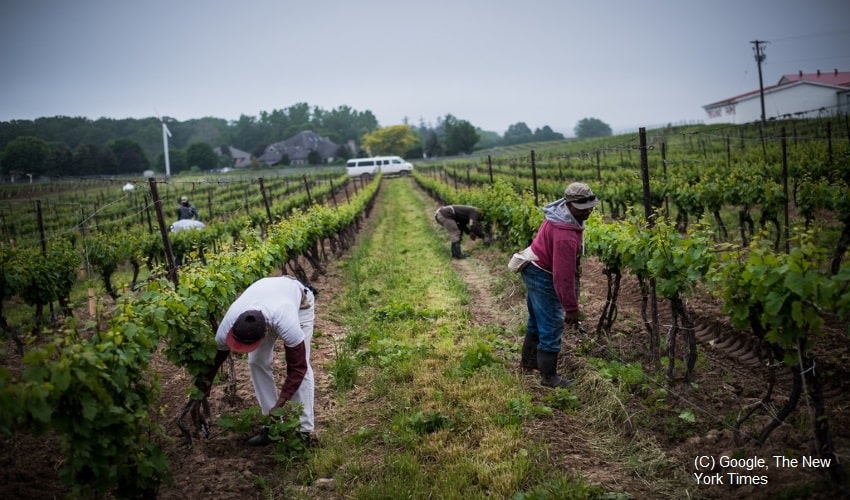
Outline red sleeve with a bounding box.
[278,341,308,403]
[551,233,580,313]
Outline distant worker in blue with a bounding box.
[177,196,200,221]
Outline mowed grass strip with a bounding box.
[310,178,535,498]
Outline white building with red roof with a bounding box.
[703,69,850,124]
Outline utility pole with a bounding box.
[751,40,768,125]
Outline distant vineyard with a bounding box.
[0,169,366,333]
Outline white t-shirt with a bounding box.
[215,277,307,350]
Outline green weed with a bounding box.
[405,410,455,435]
[329,341,358,390]
[496,395,553,426]
[459,340,501,374]
[216,404,311,461]
[541,387,580,412]
[588,358,648,394]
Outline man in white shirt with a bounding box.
[196,276,316,446]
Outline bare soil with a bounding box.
[2,179,849,499]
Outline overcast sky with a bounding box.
[1,0,849,135]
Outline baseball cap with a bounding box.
[226,310,267,353]
[563,183,600,210]
[180,196,189,203]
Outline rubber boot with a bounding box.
[537,351,572,388]
[451,242,466,259]
[520,334,538,372]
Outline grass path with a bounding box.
[307,178,534,498]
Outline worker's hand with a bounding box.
[564,310,580,325]
[270,401,300,426]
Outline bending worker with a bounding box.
[195,275,317,446]
[434,204,484,259]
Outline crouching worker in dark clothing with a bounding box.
[195,276,317,447]
[435,204,485,259]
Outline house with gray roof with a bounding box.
[258,130,340,166]
[214,145,253,169]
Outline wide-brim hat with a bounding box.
[564,182,600,210]
[226,310,266,353]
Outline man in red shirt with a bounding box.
[520,182,599,387]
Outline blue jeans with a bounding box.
[521,264,564,353]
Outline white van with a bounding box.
[345,158,380,179]
[345,156,414,178]
[374,156,414,176]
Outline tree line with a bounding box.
[0,102,611,178]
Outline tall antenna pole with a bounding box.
[161,118,172,181]
[751,40,768,125]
